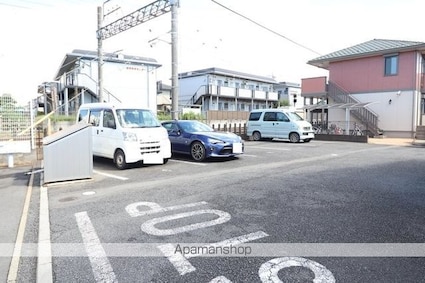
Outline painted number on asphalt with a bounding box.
[124,200,335,282]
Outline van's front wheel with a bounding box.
[114,149,127,170]
[289,132,300,143]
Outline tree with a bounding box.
[0,94,27,136]
[0,93,17,107]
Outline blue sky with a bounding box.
[1,0,424,104]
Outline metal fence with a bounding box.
[312,120,369,136]
[211,122,248,139]
[0,96,34,159]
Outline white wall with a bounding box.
[354,91,414,133]
[179,75,208,105]
[80,59,158,113]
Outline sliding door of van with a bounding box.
[262,112,278,138]
[275,112,291,139]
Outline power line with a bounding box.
[0,0,96,9]
[0,2,30,8]
[210,0,321,56]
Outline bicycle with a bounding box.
[329,123,343,135]
[313,125,323,134]
[351,123,363,136]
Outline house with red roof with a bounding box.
[301,39,425,138]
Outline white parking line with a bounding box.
[37,186,53,283]
[169,159,207,166]
[242,154,257,157]
[8,168,36,282]
[75,211,117,283]
[93,170,129,180]
[248,146,290,151]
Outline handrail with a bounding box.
[65,71,121,103]
[328,81,380,136]
[187,85,208,106]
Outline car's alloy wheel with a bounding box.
[114,149,127,170]
[191,141,206,161]
[289,132,300,143]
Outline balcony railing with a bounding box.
[63,71,121,104]
[188,85,278,106]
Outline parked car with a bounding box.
[246,108,315,143]
[77,103,171,169]
[161,120,244,161]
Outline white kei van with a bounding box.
[246,108,315,143]
[77,103,171,169]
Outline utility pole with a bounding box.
[170,0,179,119]
[97,6,104,102]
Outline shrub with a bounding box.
[181,111,203,120]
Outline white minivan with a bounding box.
[246,108,315,143]
[77,103,171,169]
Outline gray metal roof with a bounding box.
[308,39,425,69]
[304,102,376,111]
[179,67,278,84]
[54,49,161,80]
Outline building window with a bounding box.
[384,55,398,76]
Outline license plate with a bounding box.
[143,154,163,164]
[233,142,243,154]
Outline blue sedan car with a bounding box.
[161,120,244,161]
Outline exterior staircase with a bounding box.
[328,82,381,137]
[416,126,425,140]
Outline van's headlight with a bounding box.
[123,132,138,142]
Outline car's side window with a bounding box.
[277,112,289,122]
[103,109,116,129]
[162,122,178,134]
[249,112,262,121]
[263,112,277,122]
[89,110,101,127]
[78,109,89,123]
[162,122,172,131]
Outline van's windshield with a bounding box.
[116,109,161,128]
[286,112,304,121]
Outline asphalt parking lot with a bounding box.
[5,138,425,282]
[75,138,423,186]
